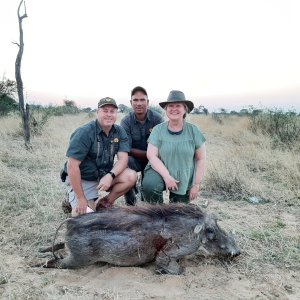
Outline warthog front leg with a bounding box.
[155,240,184,275]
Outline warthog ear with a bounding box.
[210,213,218,221]
[194,224,203,234]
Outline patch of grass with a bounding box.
[0,273,9,285]
[205,160,253,201]
[271,219,286,229]
[245,222,300,268]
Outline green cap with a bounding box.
[98,97,118,109]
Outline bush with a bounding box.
[29,106,52,135]
[249,109,300,147]
[149,105,164,116]
[0,94,18,116]
[211,113,223,124]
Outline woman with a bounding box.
[142,90,206,204]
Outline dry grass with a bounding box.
[0,113,299,299]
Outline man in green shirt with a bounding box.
[63,97,137,217]
[120,86,164,205]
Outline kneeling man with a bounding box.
[63,97,137,217]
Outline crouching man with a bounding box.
[63,97,137,217]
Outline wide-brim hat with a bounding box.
[159,90,194,112]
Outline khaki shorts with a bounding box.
[66,177,99,208]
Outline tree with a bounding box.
[191,105,209,115]
[14,0,30,148]
[63,99,80,114]
[0,77,18,116]
[203,107,209,115]
[118,103,131,113]
[0,77,17,96]
[0,94,18,116]
[239,108,249,116]
[230,110,238,115]
[63,99,76,107]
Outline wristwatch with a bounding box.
[108,171,116,179]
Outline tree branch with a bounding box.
[12,41,20,47]
[17,0,28,20]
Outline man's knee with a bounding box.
[127,168,138,185]
[118,168,137,186]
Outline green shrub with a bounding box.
[249,109,300,147]
[211,113,223,124]
[149,105,164,116]
[0,94,18,116]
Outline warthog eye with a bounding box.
[205,227,216,241]
[205,227,215,234]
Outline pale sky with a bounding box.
[1,0,300,112]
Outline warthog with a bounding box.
[42,204,240,274]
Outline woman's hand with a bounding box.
[163,175,180,191]
[189,184,200,201]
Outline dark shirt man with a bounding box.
[120,86,164,204]
[65,97,137,216]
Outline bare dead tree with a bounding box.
[14,0,31,148]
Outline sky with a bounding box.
[1,0,300,112]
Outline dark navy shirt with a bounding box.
[65,120,129,181]
[120,110,164,152]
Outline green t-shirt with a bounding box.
[147,121,206,195]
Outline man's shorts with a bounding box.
[128,156,147,173]
[66,177,99,209]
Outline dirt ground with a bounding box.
[1,196,299,300]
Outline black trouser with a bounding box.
[125,156,147,205]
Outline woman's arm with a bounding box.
[189,144,206,200]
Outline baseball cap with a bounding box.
[98,97,118,108]
[131,86,148,97]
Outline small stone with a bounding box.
[284,285,293,293]
[247,196,260,204]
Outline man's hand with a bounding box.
[76,197,88,215]
[97,174,113,191]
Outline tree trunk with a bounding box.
[15,0,31,149]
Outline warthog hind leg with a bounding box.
[39,242,65,253]
[43,254,88,269]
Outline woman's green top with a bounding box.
[147,121,206,195]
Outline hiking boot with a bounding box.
[62,198,72,214]
[124,189,136,206]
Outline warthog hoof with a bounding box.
[155,261,184,275]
